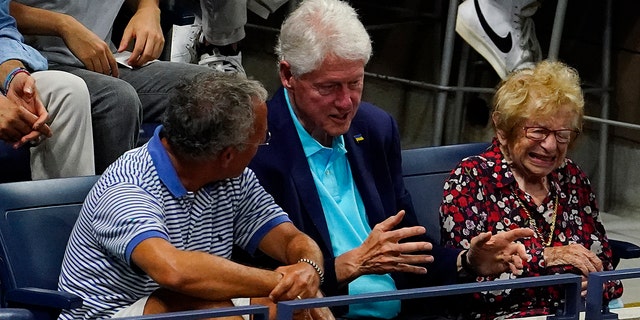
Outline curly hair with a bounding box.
[161,72,267,161]
[492,60,585,146]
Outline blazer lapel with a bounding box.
[270,88,334,253]
[345,121,387,227]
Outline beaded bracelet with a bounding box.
[1,67,30,96]
[298,258,325,284]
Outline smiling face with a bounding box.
[280,55,365,146]
[497,103,577,183]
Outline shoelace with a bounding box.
[204,60,242,73]
[518,18,538,60]
[198,50,244,74]
[172,24,201,63]
[513,2,542,63]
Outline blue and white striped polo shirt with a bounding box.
[58,126,290,319]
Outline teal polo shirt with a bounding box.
[284,89,399,319]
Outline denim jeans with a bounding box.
[51,61,211,172]
[186,0,247,46]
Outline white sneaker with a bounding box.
[198,49,246,76]
[170,23,201,64]
[456,0,542,79]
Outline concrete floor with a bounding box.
[601,211,640,307]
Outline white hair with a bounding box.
[275,0,372,77]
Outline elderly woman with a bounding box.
[439,60,623,319]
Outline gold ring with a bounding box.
[296,295,302,300]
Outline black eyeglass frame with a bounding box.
[259,131,271,146]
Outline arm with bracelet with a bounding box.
[257,222,325,302]
[0,2,51,147]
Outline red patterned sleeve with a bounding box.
[440,159,485,251]
[565,161,623,301]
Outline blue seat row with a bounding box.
[400,143,640,266]
[0,123,161,182]
[0,143,637,319]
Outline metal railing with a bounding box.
[276,274,583,320]
[586,268,640,320]
[119,305,269,320]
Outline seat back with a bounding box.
[401,143,490,245]
[0,142,30,183]
[0,176,100,297]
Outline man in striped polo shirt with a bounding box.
[57,73,326,319]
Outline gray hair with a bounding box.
[162,72,268,160]
[275,0,372,77]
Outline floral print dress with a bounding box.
[439,138,623,319]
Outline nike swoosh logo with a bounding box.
[474,0,513,53]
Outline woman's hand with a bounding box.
[543,243,603,276]
[466,228,534,276]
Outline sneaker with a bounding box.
[170,23,201,64]
[456,0,542,79]
[198,48,246,76]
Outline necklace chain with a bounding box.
[514,192,559,247]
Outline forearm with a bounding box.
[133,239,282,301]
[334,249,361,285]
[167,250,282,299]
[259,223,323,269]
[0,59,24,79]
[258,223,324,300]
[9,2,76,38]
[283,233,324,266]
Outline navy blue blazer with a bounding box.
[247,87,459,299]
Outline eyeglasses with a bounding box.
[523,127,580,144]
[259,131,271,146]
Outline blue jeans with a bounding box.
[51,61,211,172]
[185,0,246,46]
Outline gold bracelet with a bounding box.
[298,258,324,284]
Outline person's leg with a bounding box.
[118,61,212,123]
[111,289,244,320]
[48,64,141,173]
[194,0,246,74]
[168,0,202,63]
[29,70,95,179]
[199,0,247,47]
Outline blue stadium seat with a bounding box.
[401,142,490,244]
[0,123,161,181]
[0,175,267,320]
[0,175,100,319]
[0,308,35,319]
[400,143,640,274]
